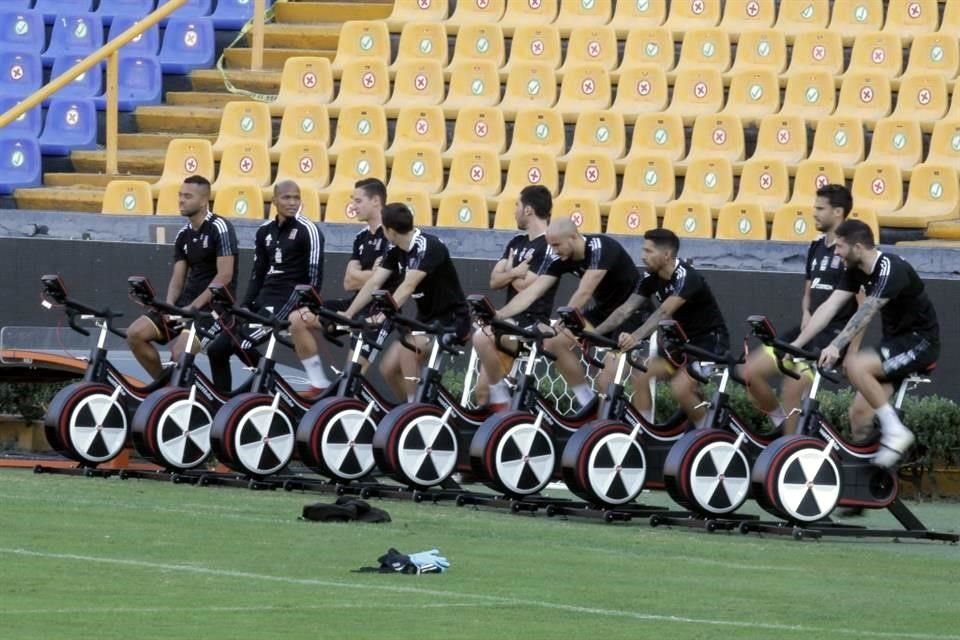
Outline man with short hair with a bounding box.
[126,175,238,380]
[793,219,939,468]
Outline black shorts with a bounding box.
[145,310,219,346]
[428,309,473,346]
[878,333,939,383]
[687,328,731,360]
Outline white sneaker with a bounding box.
[872,429,916,469]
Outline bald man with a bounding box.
[206,180,325,392]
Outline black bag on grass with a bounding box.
[301,496,391,523]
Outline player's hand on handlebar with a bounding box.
[819,344,840,369]
[366,312,385,326]
[617,331,638,351]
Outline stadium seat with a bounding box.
[560,26,618,76]
[330,21,390,78]
[605,200,657,235]
[557,154,616,203]
[785,31,844,77]
[664,67,724,124]
[444,149,502,199]
[901,34,960,86]
[387,145,444,196]
[97,0,156,25]
[101,179,154,215]
[384,0,449,33]
[849,206,880,241]
[828,0,885,44]
[847,32,903,81]
[326,104,385,162]
[626,112,686,163]
[271,142,330,194]
[750,115,808,166]
[498,0,558,36]
[329,59,390,115]
[609,64,669,118]
[322,188,359,223]
[156,0,212,24]
[664,0,721,35]
[270,104,330,162]
[0,10,45,56]
[384,60,445,116]
[151,138,215,199]
[107,17,160,56]
[553,0,612,36]
[834,72,892,125]
[807,116,865,171]
[47,55,103,103]
[210,0,273,31]
[662,201,712,238]
[675,157,734,213]
[391,21,449,71]
[445,0,506,34]
[772,0,829,42]
[35,1,94,25]
[946,83,960,119]
[927,118,960,165]
[442,60,501,115]
[851,162,903,214]
[671,27,732,76]
[212,142,272,191]
[733,158,790,217]
[941,0,960,34]
[213,184,265,220]
[322,143,387,199]
[500,151,559,200]
[94,55,162,111]
[890,72,948,131]
[559,110,626,166]
[788,159,845,205]
[727,29,787,75]
[387,105,446,159]
[614,156,675,210]
[779,71,837,124]
[881,0,938,43]
[554,64,611,122]
[42,14,103,67]
[271,57,334,116]
[617,27,674,81]
[866,117,924,173]
[0,97,41,138]
[501,25,561,76]
[436,192,490,228]
[719,69,779,125]
[0,136,40,193]
[492,196,519,229]
[389,190,434,226]
[718,0,776,37]
[158,18,214,74]
[211,101,272,158]
[770,204,818,241]
[269,184,321,222]
[503,107,565,160]
[552,196,602,233]
[715,202,767,240]
[444,107,506,160]
[609,0,666,36]
[328,187,433,225]
[679,113,746,168]
[499,61,558,119]
[447,23,505,70]
[881,164,960,228]
[38,98,97,155]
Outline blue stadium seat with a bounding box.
[0,96,43,138]
[0,50,42,98]
[0,136,41,193]
[42,14,104,67]
[157,0,213,25]
[34,0,95,25]
[46,55,103,104]
[93,55,162,111]
[0,10,46,56]
[38,98,97,156]
[159,17,213,74]
[107,17,160,56]
[97,0,157,26]
[0,1,34,10]
[210,0,274,30]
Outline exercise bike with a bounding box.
[41,274,172,466]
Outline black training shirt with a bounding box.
[350,225,400,296]
[501,232,557,323]
[173,211,239,308]
[542,234,640,314]
[381,229,467,322]
[805,235,857,332]
[637,259,727,338]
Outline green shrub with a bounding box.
[0,382,66,421]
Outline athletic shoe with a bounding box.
[872,429,916,469]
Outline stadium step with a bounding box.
[245,24,340,50]
[118,132,216,150]
[190,69,283,93]
[165,91,261,108]
[70,149,165,174]
[927,220,960,241]
[14,187,105,213]
[135,106,223,134]
[275,1,391,24]
[222,48,331,71]
[43,173,157,188]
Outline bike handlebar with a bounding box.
[746,315,844,385]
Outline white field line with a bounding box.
[1,547,958,640]
[0,602,499,616]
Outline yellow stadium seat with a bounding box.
[676,157,734,213]
[554,64,612,122]
[271,57,333,116]
[610,0,667,37]
[501,25,562,76]
[385,0,449,33]
[733,158,789,217]
[102,180,153,215]
[213,184,265,220]
[609,63,669,118]
[664,0,721,36]
[785,31,844,77]
[322,143,387,199]
[771,204,818,241]
[269,184,322,222]
[779,71,837,124]
[617,27,674,81]
[386,144,444,196]
[445,149,503,199]
[499,0,558,36]
[788,159,846,205]
[946,83,960,119]
[663,201,713,238]
[718,0,775,38]
[847,32,904,81]
[750,115,808,166]
[156,184,182,215]
[728,29,787,75]
[329,59,390,116]
[390,190,436,227]
[606,200,657,235]
[271,104,330,162]
[891,72,949,131]
[504,108,566,161]
[927,118,960,165]
[445,0,506,33]
[500,151,559,200]
[493,196,519,230]
[715,202,767,240]
[773,0,829,42]
[499,61,558,118]
[552,196,602,233]
[851,162,903,214]
[386,105,447,159]
[626,112,686,163]
[664,67,725,125]
[615,156,675,210]
[444,106,507,161]
[941,0,960,34]
[270,142,330,198]
[213,142,271,191]
[834,72,892,125]
[436,192,490,228]
[679,113,746,169]
[557,154,617,203]
[151,138,214,197]
[901,34,960,87]
[442,60,501,116]
[327,105,387,163]
[211,101,272,159]
[330,21,391,78]
[828,0,885,44]
[671,28,732,76]
[807,116,865,171]
[865,117,923,174]
[881,0,938,43]
[391,21,449,73]
[559,110,626,167]
[322,189,358,223]
[881,164,960,228]
[560,26,618,75]
[719,68,780,125]
[447,23,506,70]
[384,59,445,116]
[553,0,613,36]
[849,206,880,242]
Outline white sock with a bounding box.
[694,414,710,430]
[301,355,331,389]
[407,392,415,402]
[489,380,511,404]
[573,384,594,406]
[640,408,654,423]
[876,403,908,437]
[768,405,787,428]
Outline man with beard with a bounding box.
[126,175,238,380]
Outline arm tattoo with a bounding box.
[594,295,642,335]
[832,297,886,350]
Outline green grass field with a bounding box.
[0,468,957,640]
